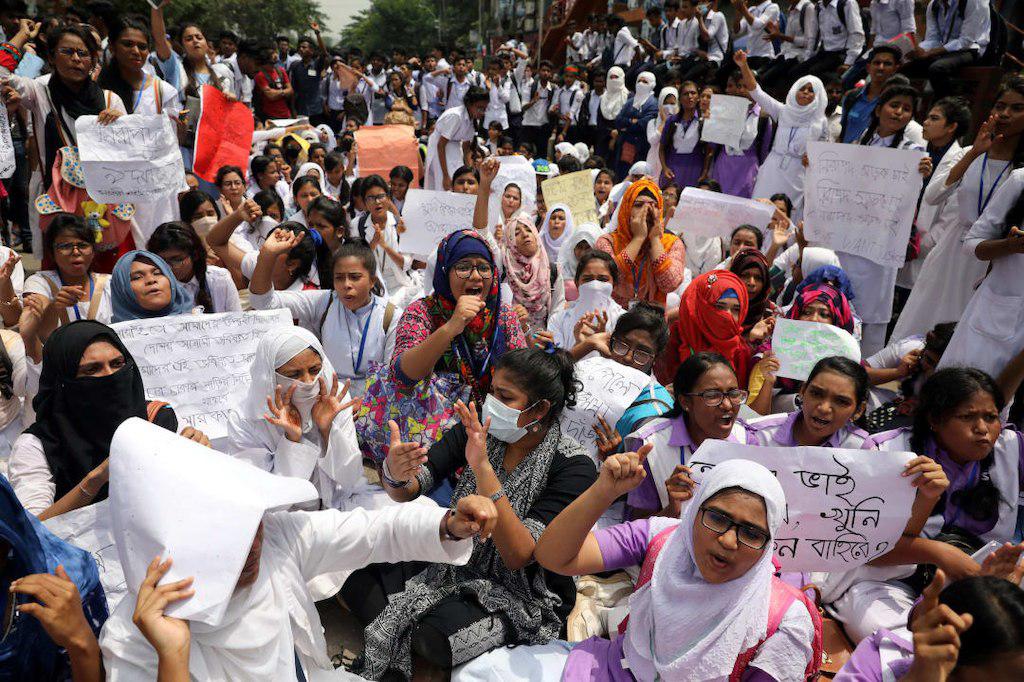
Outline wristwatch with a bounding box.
[380,459,411,488]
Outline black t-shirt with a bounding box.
[288,56,326,117]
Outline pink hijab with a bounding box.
[502,214,551,328]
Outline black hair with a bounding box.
[494,348,580,426]
[538,59,554,70]
[595,168,615,185]
[147,221,214,313]
[498,135,515,148]
[558,156,583,174]
[44,213,92,260]
[666,351,735,418]
[278,221,317,283]
[769,192,793,217]
[451,165,479,183]
[334,238,383,296]
[176,23,221,97]
[250,155,277,188]
[291,175,321,200]
[178,190,219,224]
[308,196,347,231]
[607,15,625,30]
[868,44,903,63]
[98,14,151,114]
[252,188,286,220]
[924,322,958,356]
[730,224,764,249]
[994,75,1024,170]
[308,143,326,158]
[215,165,245,187]
[612,300,669,355]
[912,368,1005,523]
[697,178,722,193]
[389,165,414,183]
[861,84,920,148]
[930,97,972,141]
[518,142,537,156]
[939,576,1024,668]
[236,39,260,62]
[359,174,389,199]
[574,250,618,285]
[463,85,489,107]
[217,30,238,43]
[47,22,99,62]
[805,356,870,405]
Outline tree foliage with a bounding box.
[105,0,324,44]
[339,0,486,55]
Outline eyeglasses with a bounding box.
[54,241,94,255]
[610,338,653,367]
[452,262,494,279]
[57,46,91,60]
[699,507,770,550]
[364,193,389,204]
[684,388,749,407]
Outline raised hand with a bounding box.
[444,295,486,335]
[238,198,263,224]
[385,419,427,482]
[311,374,359,439]
[665,464,696,516]
[597,444,652,498]
[592,415,622,460]
[263,384,303,443]
[454,399,491,474]
[902,456,950,500]
[9,565,96,651]
[979,542,1024,584]
[905,571,973,682]
[52,285,86,311]
[132,556,194,659]
[479,157,500,186]
[0,250,20,280]
[261,228,303,256]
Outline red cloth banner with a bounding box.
[192,85,255,183]
[354,125,420,186]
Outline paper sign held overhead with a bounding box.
[803,142,923,267]
[76,114,187,203]
[192,85,255,183]
[542,169,600,227]
[400,189,477,257]
[700,94,751,148]
[667,187,776,239]
[689,440,915,572]
[771,318,861,382]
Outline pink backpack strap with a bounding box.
[729,578,824,682]
[616,525,677,636]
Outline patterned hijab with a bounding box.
[788,283,855,334]
[608,178,680,304]
[502,214,551,328]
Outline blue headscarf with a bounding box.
[0,475,108,679]
[796,265,856,302]
[431,230,496,303]
[109,250,195,323]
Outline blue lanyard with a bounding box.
[57,272,93,322]
[345,302,375,376]
[786,126,799,153]
[978,153,1011,216]
[133,76,150,112]
[632,258,646,296]
[942,1,959,44]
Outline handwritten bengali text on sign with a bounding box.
[400,188,478,256]
[111,309,292,439]
[667,186,776,239]
[689,440,915,571]
[804,142,923,267]
[772,318,861,382]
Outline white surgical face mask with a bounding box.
[191,216,217,237]
[663,104,679,116]
[577,279,613,299]
[482,394,539,443]
[274,372,321,426]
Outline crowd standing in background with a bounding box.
[2,0,1024,680]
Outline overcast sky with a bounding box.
[318,0,372,38]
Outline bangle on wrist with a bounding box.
[79,482,96,498]
[381,457,411,488]
[443,509,461,541]
[489,488,506,504]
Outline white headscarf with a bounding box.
[293,162,328,197]
[241,326,337,426]
[573,142,591,163]
[558,222,603,281]
[316,124,337,152]
[779,75,828,141]
[539,203,576,263]
[657,86,679,124]
[555,141,579,160]
[633,71,657,109]
[800,246,842,275]
[624,459,786,681]
[600,66,630,120]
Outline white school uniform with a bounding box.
[892,148,1007,340]
[484,79,511,129]
[749,86,830,217]
[547,289,624,351]
[239,251,316,291]
[737,1,782,59]
[22,271,112,324]
[424,106,477,190]
[0,244,25,298]
[938,168,1024,377]
[181,265,241,314]
[0,330,27,477]
[247,290,398,396]
[349,211,418,305]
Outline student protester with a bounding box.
[596,179,686,307]
[658,81,705,190]
[107,250,194,323]
[348,348,598,678]
[593,68,628,163]
[146,222,241,314]
[895,79,1024,340]
[613,72,658,180]
[838,46,904,144]
[709,71,773,199]
[247,154,292,210]
[286,25,328,125]
[502,214,563,333]
[901,0,992,99]
[249,234,398,396]
[348,175,417,304]
[388,165,413,213]
[1,475,108,681]
[729,247,775,336]
[459,458,820,681]
[644,87,677,181]
[759,0,818,95]
[550,250,623,349]
[732,0,782,71]
[8,320,207,518]
[790,0,865,80]
[214,165,247,217]
[98,422,494,680]
[556,222,604,299]
[748,356,874,450]
[656,270,754,386]
[734,50,828,218]
[424,86,488,190]
[538,202,575,265]
[625,352,755,519]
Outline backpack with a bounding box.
[618,526,824,682]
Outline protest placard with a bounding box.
[44,501,127,610]
[804,142,923,267]
[772,318,861,382]
[110,309,292,439]
[689,440,915,571]
[559,356,653,463]
[76,113,186,203]
[700,94,750,148]
[355,125,420,187]
[667,187,776,239]
[193,85,255,183]
[401,189,477,256]
[0,105,15,179]
[542,169,600,227]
